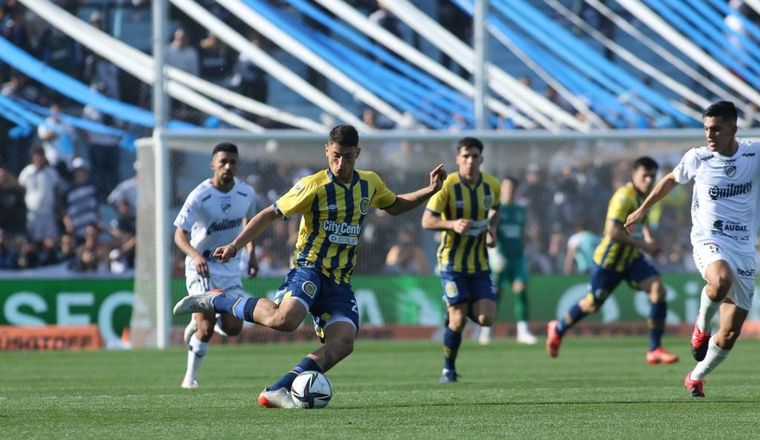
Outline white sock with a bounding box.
[516,321,530,335]
[691,337,730,380]
[185,334,208,381]
[696,286,721,332]
[479,326,491,338]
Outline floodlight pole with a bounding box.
[152,0,170,349]
[473,0,489,130]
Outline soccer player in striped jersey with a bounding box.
[173,125,446,408]
[173,142,259,389]
[546,157,679,365]
[422,137,501,383]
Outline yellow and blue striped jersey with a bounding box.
[274,169,397,283]
[425,172,500,273]
[593,182,651,272]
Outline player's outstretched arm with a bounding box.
[385,164,447,216]
[624,171,679,233]
[214,206,280,262]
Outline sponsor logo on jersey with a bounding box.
[328,204,338,211]
[208,217,242,234]
[737,267,755,277]
[359,197,370,215]
[712,220,748,232]
[724,164,736,177]
[699,154,714,161]
[323,220,361,245]
[301,281,317,298]
[707,181,752,200]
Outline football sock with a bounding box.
[185,334,208,381]
[443,327,462,371]
[691,337,729,380]
[268,357,322,391]
[211,296,259,323]
[556,304,586,336]
[696,287,720,333]
[648,302,667,351]
[513,289,530,323]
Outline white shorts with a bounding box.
[693,241,756,311]
[186,273,246,300]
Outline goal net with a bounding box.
[132,129,712,348]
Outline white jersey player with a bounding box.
[625,101,755,398]
[173,142,258,389]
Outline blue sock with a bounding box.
[212,296,258,323]
[556,304,587,336]
[268,357,322,391]
[648,302,667,351]
[443,327,462,371]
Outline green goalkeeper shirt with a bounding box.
[496,203,525,260]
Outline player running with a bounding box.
[423,137,500,383]
[546,156,679,365]
[626,101,759,397]
[173,142,258,389]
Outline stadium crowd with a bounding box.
[0,1,744,276]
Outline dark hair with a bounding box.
[456,136,484,153]
[328,125,359,148]
[212,142,238,157]
[703,101,737,123]
[633,156,658,171]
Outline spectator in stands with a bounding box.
[437,2,471,78]
[108,168,138,217]
[71,223,106,272]
[1,5,31,54]
[15,238,39,269]
[167,27,199,76]
[59,232,77,264]
[0,167,26,237]
[83,12,120,101]
[564,218,600,275]
[37,102,77,179]
[18,146,62,243]
[384,225,429,275]
[63,158,99,241]
[109,198,136,270]
[39,23,83,78]
[82,84,122,201]
[228,30,269,104]
[0,228,19,269]
[1,73,43,106]
[199,32,235,85]
[37,236,60,266]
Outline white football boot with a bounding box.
[173,290,221,315]
[516,321,538,345]
[181,377,199,389]
[257,388,299,409]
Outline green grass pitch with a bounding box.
[2,337,760,439]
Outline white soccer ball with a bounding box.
[290,370,332,409]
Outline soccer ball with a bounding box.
[290,370,332,409]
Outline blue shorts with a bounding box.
[589,255,660,305]
[440,270,496,307]
[274,267,359,341]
